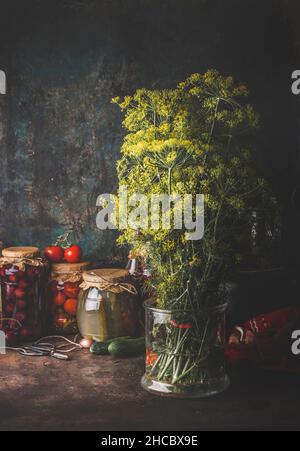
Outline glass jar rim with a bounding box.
[143,298,228,314]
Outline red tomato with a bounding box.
[64,245,83,263]
[64,298,77,316]
[44,246,64,263]
[9,270,25,283]
[15,288,26,299]
[8,274,18,284]
[53,292,66,306]
[63,282,80,298]
[17,279,29,290]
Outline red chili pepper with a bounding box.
[146,348,158,366]
[170,319,193,329]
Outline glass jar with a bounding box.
[0,247,49,342]
[126,252,152,335]
[141,300,230,398]
[77,269,139,342]
[238,201,282,270]
[47,261,90,335]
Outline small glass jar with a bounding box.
[141,300,230,398]
[126,252,152,334]
[77,269,139,342]
[47,261,90,335]
[0,247,49,342]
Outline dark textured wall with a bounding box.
[0,0,299,262]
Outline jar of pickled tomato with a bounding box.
[0,247,49,343]
[47,261,90,335]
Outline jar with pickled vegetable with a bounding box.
[47,261,90,335]
[0,247,49,342]
[77,269,139,342]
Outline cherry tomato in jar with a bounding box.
[17,279,29,290]
[64,245,83,264]
[53,292,66,306]
[44,246,64,263]
[9,270,25,283]
[15,288,26,299]
[0,248,48,342]
[63,282,80,298]
[8,274,18,284]
[64,298,78,316]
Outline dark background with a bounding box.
[0,0,299,266]
[1,3,300,431]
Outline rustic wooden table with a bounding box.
[0,351,299,431]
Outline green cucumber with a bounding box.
[90,336,133,355]
[108,337,145,358]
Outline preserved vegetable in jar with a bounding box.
[77,269,139,342]
[47,261,90,335]
[0,247,49,342]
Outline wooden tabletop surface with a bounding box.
[0,350,299,431]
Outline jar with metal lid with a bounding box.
[77,269,139,342]
[0,247,49,342]
[47,261,90,335]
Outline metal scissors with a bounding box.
[17,343,69,360]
